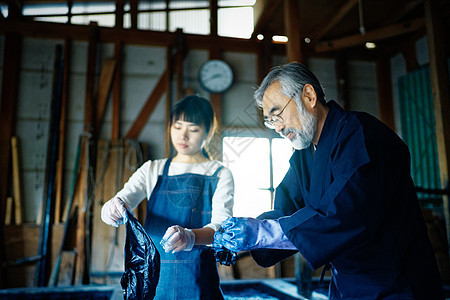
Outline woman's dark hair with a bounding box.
[169,95,216,157]
[169,95,215,134]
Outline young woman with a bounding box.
[101,95,234,299]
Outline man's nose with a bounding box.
[274,122,285,133]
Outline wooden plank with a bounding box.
[310,0,358,42]
[95,58,117,136]
[11,137,22,225]
[84,23,98,135]
[112,41,122,141]
[5,197,12,226]
[425,0,450,257]
[57,251,76,286]
[55,38,71,224]
[74,138,88,285]
[125,70,168,139]
[375,58,395,131]
[284,0,303,63]
[315,18,425,53]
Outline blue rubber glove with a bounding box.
[213,217,297,252]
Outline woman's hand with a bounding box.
[101,197,129,227]
[160,225,196,253]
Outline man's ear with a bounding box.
[302,84,317,109]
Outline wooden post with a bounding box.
[375,57,395,131]
[165,47,172,157]
[284,0,304,63]
[0,37,22,289]
[425,0,450,256]
[335,54,350,110]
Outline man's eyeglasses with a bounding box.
[264,98,293,129]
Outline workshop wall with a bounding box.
[5,36,385,226]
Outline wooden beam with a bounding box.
[0,19,263,53]
[95,58,117,136]
[310,0,358,42]
[252,0,283,39]
[284,0,303,63]
[125,70,168,139]
[425,0,450,256]
[375,57,395,131]
[315,18,425,53]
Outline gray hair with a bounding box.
[254,62,326,108]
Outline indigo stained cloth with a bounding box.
[121,210,160,300]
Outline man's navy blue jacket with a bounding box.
[252,101,444,299]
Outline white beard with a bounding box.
[282,104,318,150]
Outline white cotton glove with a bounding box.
[160,225,196,253]
[101,197,129,227]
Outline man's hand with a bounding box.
[213,217,297,252]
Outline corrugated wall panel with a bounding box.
[398,65,441,201]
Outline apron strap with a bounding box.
[318,262,331,288]
[212,165,224,177]
[162,157,172,176]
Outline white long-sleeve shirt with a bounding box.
[115,158,234,231]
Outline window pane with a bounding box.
[23,4,68,16]
[223,137,271,218]
[169,0,209,9]
[139,12,166,31]
[169,9,210,35]
[218,7,253,39]
[72,2,115,14]
[272,138,294,188]
[218,0,256,6]
[71,14,115,27]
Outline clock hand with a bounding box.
[203,73,222,81]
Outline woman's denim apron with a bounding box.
[145,158,224,300]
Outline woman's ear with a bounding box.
[302,84,317,109]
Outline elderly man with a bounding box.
[213,62,444,299]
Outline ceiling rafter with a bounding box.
[315,17,425,52]
[251,0,283,39]
[309,0,358,42]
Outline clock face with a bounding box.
[198,60,234,94]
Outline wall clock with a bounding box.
[198,59,234,94]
